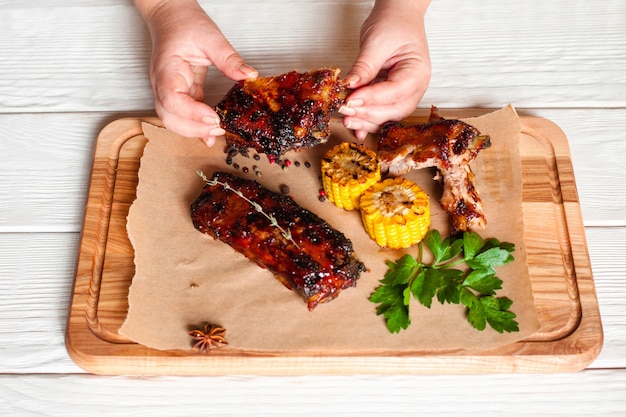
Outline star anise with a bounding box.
[189,323,228,353]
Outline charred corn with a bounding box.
[360,177,430,249]
[320,142,381,210]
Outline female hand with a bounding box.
[340,0,431,140]
[135,0,257,146]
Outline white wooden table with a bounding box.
[1,0,625,415]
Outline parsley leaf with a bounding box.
[410,269,440,308]
[463,231,484,259]
[381,255,418,286]
[466,247,513,270]
[462,269,502,295]
[369,230,519,334]
[369,283,410,333]
[436,268,464,304]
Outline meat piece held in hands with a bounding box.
[377,107,491,235]
[190,171,365,310]
[215,68,349,160]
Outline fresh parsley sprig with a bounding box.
[369,230,519,334]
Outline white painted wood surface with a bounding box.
[1,0,625,415]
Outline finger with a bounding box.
[154,65,221,124]
[348,59,427,107]
[156,100,225,141]
[342,69,429,126]
[157,85,221,126]
[355,129,370,141]
[215,51,258,81]
[339,68,424,124]
[343,50,386,89]
[204,37,258,81]
[343,116,382,138]
[201,135,220,148]
[342,94,418,129]
[188,65,209,102]
[342,90,419,131]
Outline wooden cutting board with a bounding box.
[65,111,603,375]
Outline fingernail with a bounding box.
[356,130,368,141]
[338,105,356,116]
[240,64,258,79]
[344,73,360,87]
[203,136,216,147]
[346,98,364,108]
[208,127,225,137]
[202,116,221,126]
[345,120,362,131]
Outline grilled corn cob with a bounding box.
[360,177,431,249]
[321,142,381,210]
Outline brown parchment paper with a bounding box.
[119,105,540,352]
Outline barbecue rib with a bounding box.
[377,107,491,235]
[190,171,365,310]
[215,68,349,160]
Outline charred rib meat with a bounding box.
[377,107,491,235]
[190,171,365,310]
[215,68,348,160]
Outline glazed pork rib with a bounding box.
[190,171,365,310]
[215,68,349,160]
[377,107,491,235]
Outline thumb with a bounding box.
[213,46,258,82]
[344,49,385,89]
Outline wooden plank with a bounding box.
[63,114,603,375]
[1,371,626,416]
[585,226,626,369]
[423,1,626,108]
[0,1,624,113]
[0,112,148,232]
[0,232,85,373]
